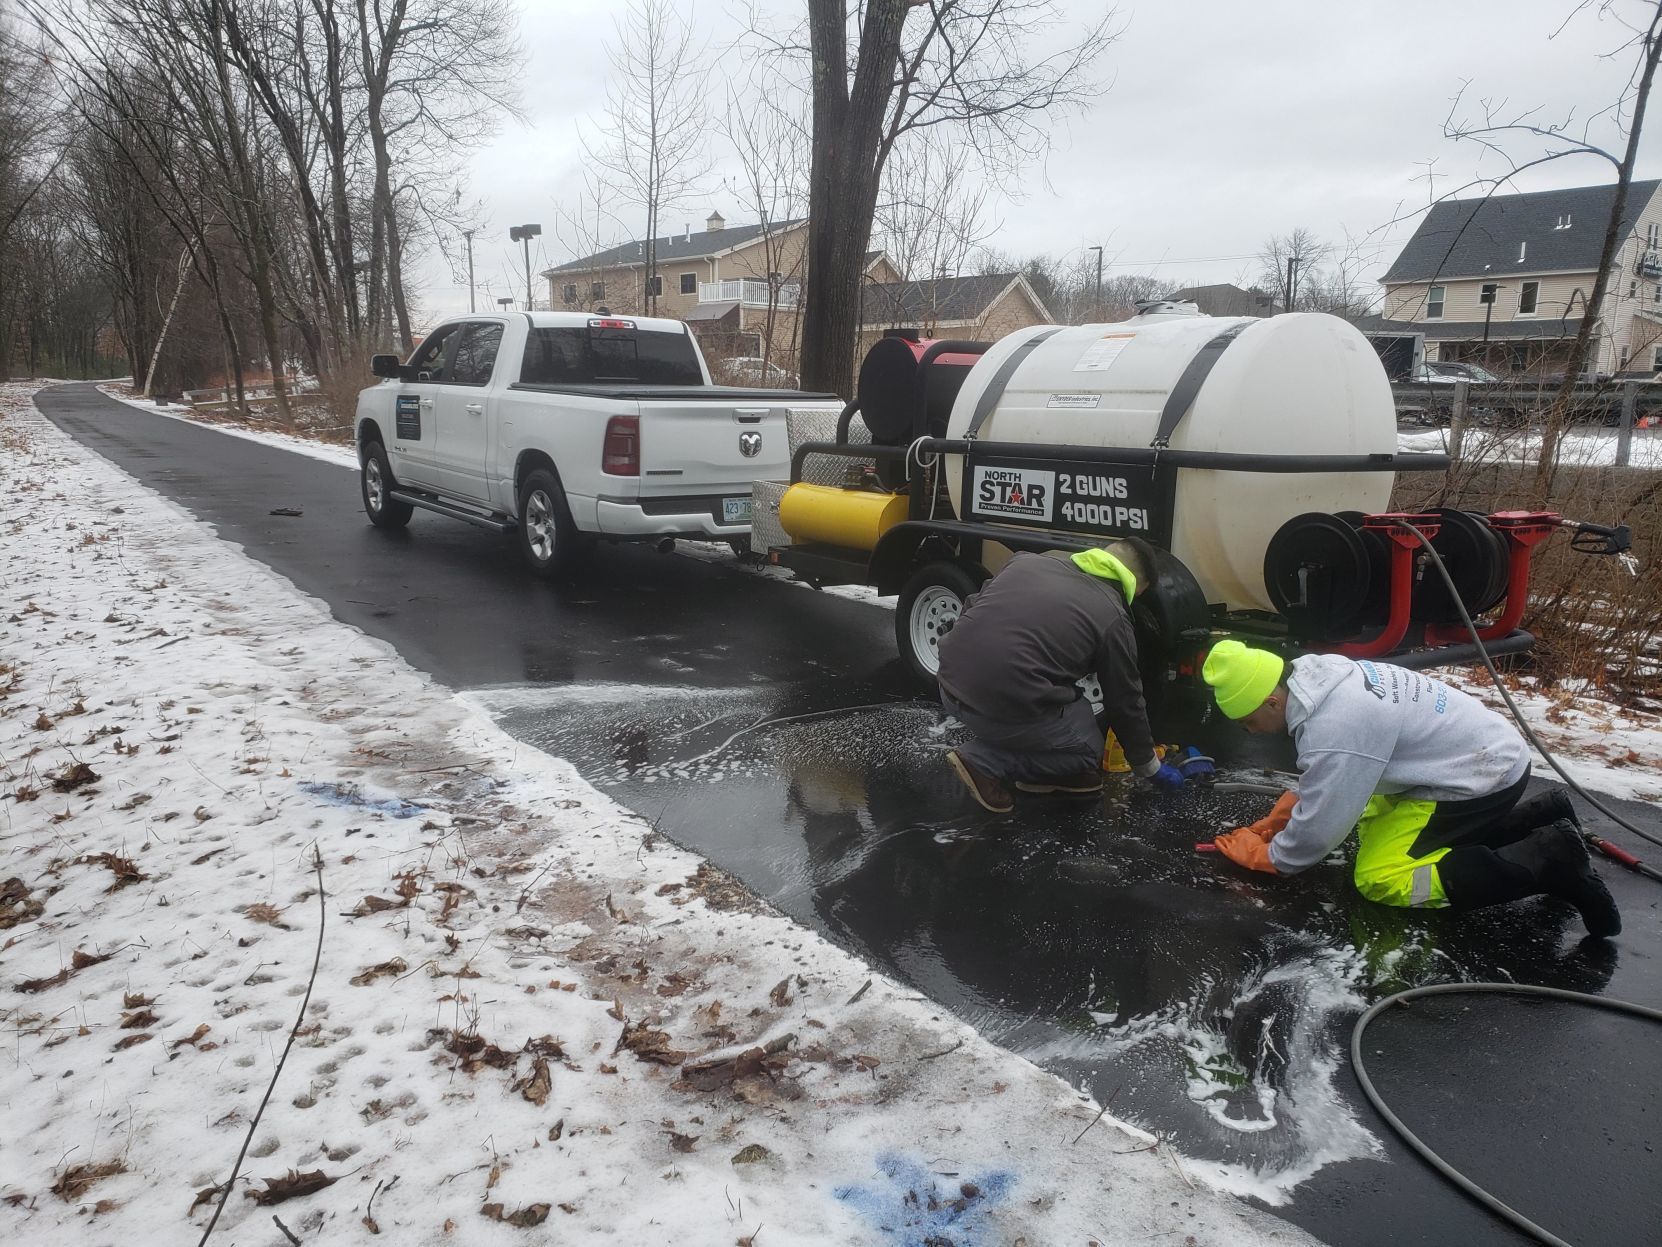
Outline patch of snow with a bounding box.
[1398,426,1662,470]
[1,378,1317,1244]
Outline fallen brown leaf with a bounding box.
[74,852,146,891]
[51,1160,125,1202]
[618,1019,690,1066]
[119,1009,157,1029]
[515,1056,552,1106]
[246,1170,338,1206]
[349,958,408,986]
[50,761,99,792]
[242,903,288,928]
[480,1202,550,1228]
[171,1023,211,1049]
[113,1033,152,1050]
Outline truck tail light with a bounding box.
[602,416,639,475]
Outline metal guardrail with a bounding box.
[1391,379,1657,467]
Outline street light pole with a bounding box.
[1087,245,1103,317]
[463,229,476,313]
[509,224,542,311]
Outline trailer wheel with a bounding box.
[896,561,983,688]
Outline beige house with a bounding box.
[544,212,1053,375]
[543,212,817,368]
[1375,180,1662,376]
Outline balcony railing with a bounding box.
[698,278,800,308]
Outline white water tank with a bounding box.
[943,311,1397,612]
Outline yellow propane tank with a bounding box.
[777,483,907,552]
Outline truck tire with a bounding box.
[895,560,984,689]
[360,440,413,529]
[517,468,581,579]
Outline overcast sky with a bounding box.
[419,0,1662,319]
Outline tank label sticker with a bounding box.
[1046,393,1101,409]
[1072,331,1137,373]
[970,466,1056,522]
[965,456,1158,539]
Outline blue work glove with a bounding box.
[1176,747,1215,781]
[1148,762,1186,792]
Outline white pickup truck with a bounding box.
[354,312,839,575]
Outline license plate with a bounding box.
[722,496,753,524]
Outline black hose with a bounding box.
[1351,983,1662,1247]
[1399,521,1662,855]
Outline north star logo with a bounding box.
[739,431,762,458]
[971,466,1055,522]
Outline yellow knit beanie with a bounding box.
[1202,640,1285,720]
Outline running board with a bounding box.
[390,489,516,533]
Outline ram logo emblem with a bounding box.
[739,431,762,458]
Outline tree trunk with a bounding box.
[142,246,193,397]
[799,0,910,396]
[1534,17,1662,502]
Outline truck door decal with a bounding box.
[396,394,421,440]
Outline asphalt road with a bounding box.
[39,383,1662,1247]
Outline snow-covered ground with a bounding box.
[98,383,359,471]
[1399,426,1662,470]
[1,386,1315,1244]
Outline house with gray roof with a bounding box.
[1374,180,1662,376]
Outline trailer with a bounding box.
[751,309,1628,697]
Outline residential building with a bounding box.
[1373,180,1662,376]
[543,211,813,367]
[859,273,1053,356]
[544,212,1053,373]
[1163,283,1279,318]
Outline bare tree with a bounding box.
[790,0,1116,393]
[1438,0,1662,498]
[875,132,997,297]
[721,86,809,370]
[1256,227,1328,314]
[588,0,708,316]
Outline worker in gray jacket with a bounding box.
[936,542,1184,813]
[1202,641,1620,937]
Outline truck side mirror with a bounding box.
[370,353,404,379]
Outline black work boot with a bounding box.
[1498,820,1622,938]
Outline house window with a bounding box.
[1518,281,1539,315]
[646,275,663,297]
[561,283,577,304]
[591,281,605,300]
[680,272,697,295]
[1426,285,1445,319]
[1620,345,1630,369]
[1655,283,1661,304]
[1480,282,1498,305]
[1653,346,1662,372]
[1631,280,1640,299]
[1649,223,1660,249]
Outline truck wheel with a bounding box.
[517,468,580,578]
[895,561,984,688]
[361,441,412,529]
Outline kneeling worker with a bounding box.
[937,542,1184,814]
[1201,641,1620,937]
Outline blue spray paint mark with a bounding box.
[834,1151,1013,1246]
[298,782,425,819]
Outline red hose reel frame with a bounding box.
[1325,510,1560,659]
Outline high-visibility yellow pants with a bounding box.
[1353,794,1450,909]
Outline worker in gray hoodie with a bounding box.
[1201,641,1620,937]
[936,542,1184,814]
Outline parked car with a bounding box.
[1429,361,1503,385]
[719,356,798,387]
[355,313,839,575]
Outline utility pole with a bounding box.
[1479,282,1501,369]
[509,224,542,311]
[1088,245,1103,317]
[1285,255,1300,314]
[464,229,477,313]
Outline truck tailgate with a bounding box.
[636,398,804,500]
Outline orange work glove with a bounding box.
[1215,829,1279,874]
[1241,790,1299,842]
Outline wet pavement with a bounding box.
[38,383,1662,1246]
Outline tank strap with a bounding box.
[963,327,1064,440]
[1149,320,1252,448]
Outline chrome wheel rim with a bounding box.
[910,585,961,676]
[365,457,384,512]
[525,490,556,562]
